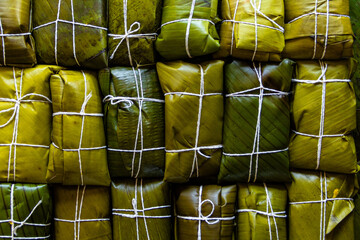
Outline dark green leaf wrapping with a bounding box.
[0,183,52,239]
[111,179,172,240]
[99,67,165,178]
[174,184,237,240]
[219,59,294,184]
[32,0,108,69]
[108,0,162,66]
[53,185,112,240]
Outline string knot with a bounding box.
[199,199,219,225]
[103,95,133,109]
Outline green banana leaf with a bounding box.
[47,70,110,186]
[219,59,294,184]
[237,183,287,240]
[157,60,224,183]
[155,0,220,60]
[174,184,237,240]
[287,170,359,240]
[289,60,359,174]
[0,0,36,67]
[0,65,62,183]
[111,179,171,240]
[214,0,284,62]
[32,0,108,69]
[99,66,165,178]
[283,0,354,60]
[53,185,112,240]
[108,0,162,66]
[0,183,52,239]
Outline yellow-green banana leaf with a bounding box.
[283,0,354,60]
[112,179,171,240]
[0,183,52,239]
[54,185,112,240]
[155,0,220,60]
[174,184,236,240]
[99,66,165,178]
[287,170,359,240]
[0,65,62,183]
[47,70,110,186]
[157,60,224,183]
[219,59,294,184]
[0,0,36,67]
[108,0,162,66]
[290,60,358,174]
[214,0,284,62]
[237,183,287,240]
[33,0,108,69]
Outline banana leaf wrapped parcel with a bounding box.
[283,0,354,60]
[99,66,165,178]
[354,171,360,240]
[214,0,285,62]
[289,60,358,174]
[112,179,171,240]
[287,170,358,240]
[108,0,162,66]
[0,0,36,67]
[0,183,52,239]
[33,0,108,69]
[174,184,236,240]
[53,185,112,240]
[47,69,110,186]
[237,183,287,240]
[155,0,220,60]
[0,65,61,183]
[157,60,224,183]
[219,59,294,184]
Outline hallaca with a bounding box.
[99,66,165,178]
[287,170,358,240]
[108,0,162,66]
[157,60,224,183]
[0,0,36,67]
[0,183,52,239]
[155,0,220,60]
[0,66,60,183]
[214,0,285,62]
[237,183,287,240]
[32,0,108,69]
[219,59,294,184]
[53,185,112,240]
[290,60,358,174]
[283,0,354,60]
[112,179,172,240]
[47,69,111,186]
[174,184,237,240]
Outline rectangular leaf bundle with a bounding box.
[287,170,358,240]
[237,183,287,240]
[174,184,237,240]
[283,0,354,60]
[0,183,52,239]
[155,0,220,60]
[289,60,358,174]
[355,171,360,240]
[99,66,165,178]
[0,66,60,183]
[47,69,110,186]
[53,185,112,240]
[219,59,294,184]
[112,179,171,240]
[33,0,108,69]
[108,0,162,66]
[214,0,285,62]
[0,0,36,67]
[157,60,224,183]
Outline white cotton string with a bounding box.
[287,12,349,24]
[321,0,330,59]
[197,185,203,240]
[223,148,288,157]
[166,145,222,154]
[264,183,280,240]
[164,92,221,97]
[140,179,151,240]
[237,209,287,217]
[10,184,14,239]
[230,0,240,55]
[0,18,5,66]
[160,18,215,29]
[312,0,319,59]
[289,197,353,205]
[185,0,197,58]
[319,172,324,240]
[13,200,43,236]
[70,0,80,66]
[103,95,164,107]
[265,184,272,240]
[226,86,289,97]
[73,186,80,240]
[249,0,261,61]
[224,20,284,33]
[54,0,62,65]
[108,147,165,153]
[292,79,351,83]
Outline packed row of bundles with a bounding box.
[0,173,357,240]
[1,0,353,68]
